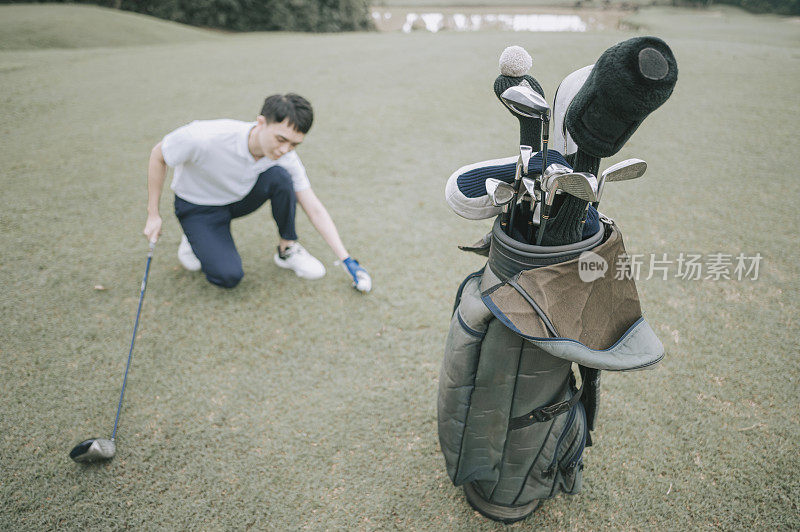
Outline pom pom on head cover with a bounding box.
[494,46,544,149]
[565,36,678,158]
[499,46,532,77]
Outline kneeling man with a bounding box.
[143,93,371,292]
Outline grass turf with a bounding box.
[1,3,798,530]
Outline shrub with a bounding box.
[5,0,375,32]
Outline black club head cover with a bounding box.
[539,150,601,247]
[494,74,545,150]
[494,46,546,150]
[565,36,678,158]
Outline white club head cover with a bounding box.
[444,155,517,220]
[552,64,593,157]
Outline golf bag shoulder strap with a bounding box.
[509,365,586,430]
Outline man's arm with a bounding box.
[295,188,348,260]
[143,142,167,243]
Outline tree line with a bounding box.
[13,0,375,32]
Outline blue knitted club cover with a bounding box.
[456,150,570,198]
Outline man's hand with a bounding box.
[143,214,162,243]
[341,257,371,293]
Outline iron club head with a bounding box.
[543,172,598,206]
[521,176,538,199]
[485,178,515,207]
[536,171,597,245]
[602,158,647,182]
[69,438,116,463]
[519,145,533,175]
[595,158,647,207]
[543,163,572,180]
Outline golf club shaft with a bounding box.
[534,121,550,245]
[506,161,523,235]
[540,120,549,187]
[111,241,155,441]
[536,209,548,246]
[592,175,605,209]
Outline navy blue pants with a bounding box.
[175,166,298,288]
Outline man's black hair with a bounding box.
[260,93,313,134]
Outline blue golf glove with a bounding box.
[341,257,371,293]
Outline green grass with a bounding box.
[1,4,798,530]
[0,4,219,50]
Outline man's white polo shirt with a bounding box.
[161,119,311,206]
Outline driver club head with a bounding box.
[69,438,116,463]
[500,84,551,120]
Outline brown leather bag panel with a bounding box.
[485,226,642,350]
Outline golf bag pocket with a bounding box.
[510,398,588,501]
[482,223,664,371]
[439,272,496,483]
[440,269,587,499]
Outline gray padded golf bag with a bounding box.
[438,219,664,523]
[438,36,675,523]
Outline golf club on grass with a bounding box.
[593,158,647,209]
[536,172,598,245]
[69,240,156,463]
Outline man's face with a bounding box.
[256,116,305,160]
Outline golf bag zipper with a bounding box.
[561,401,587,477]
[542,404,576,479]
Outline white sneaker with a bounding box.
[273,242,326,280]
[178,234,201,272]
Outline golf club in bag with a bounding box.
[69,241,155,463]
[439,38,677,523]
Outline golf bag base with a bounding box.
[464,481,542,524]
[439,217,664,523]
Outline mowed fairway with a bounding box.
[1,4,798,529]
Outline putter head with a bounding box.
[519,145,533,175]
[69,438,116,463]
[486,178,515,207]
[501,84,550,120]
[602,158,647,182]
[545,172,598,205]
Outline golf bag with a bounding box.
[437,36,675,522]
[438,218,664,522]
